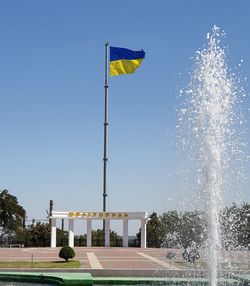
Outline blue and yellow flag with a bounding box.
[110,47,145,77]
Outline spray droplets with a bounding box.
[178,26,246,286]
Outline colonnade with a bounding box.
[50,211,148,248]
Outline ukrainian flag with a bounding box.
[110,47,145,77]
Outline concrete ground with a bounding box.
[0,247,180,269]
[0,247,249,277]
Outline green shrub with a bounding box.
[59,246,75,262]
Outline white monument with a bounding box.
[50,211,148,248]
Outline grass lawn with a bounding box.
[0,260,81,268]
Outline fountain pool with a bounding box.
[0,272,249,286]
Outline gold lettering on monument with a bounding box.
[69,211,75,217]
[68,211,129,218]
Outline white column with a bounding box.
[87,219,92,247]
[123,219,128,247]
[140,219,147,248]
[68,219,74,248]
[105,220,110,247]
[50,218,57,248]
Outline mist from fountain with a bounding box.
[178,26,245,286]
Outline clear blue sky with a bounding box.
[0,1,249,233]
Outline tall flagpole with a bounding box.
[103,42,109,243]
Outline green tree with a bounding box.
[179,211,206,248]
[241,203,250,248]
[147,212,165,247]
[59,246,75,262]
[91,229,121,246]
[74,234,87,247]
[136,210,207,249]
[110,230,122,247]
[161,211,181,247]
[221,202,250,249]
[28,221,50,247]
[0,189,26,245]
[161,210,206,248]
[91,229,104,246]
[136,212,167,248]
[77,234,86,246]
[57,228,69,247]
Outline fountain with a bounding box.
[0,26,248,286]
[178,26,246,285]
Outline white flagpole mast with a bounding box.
[103,42,109,244]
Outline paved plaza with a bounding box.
[0,247,249,277]
[0,247,179,270]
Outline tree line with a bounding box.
[139,205,249,249]
[0,189,249,248]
